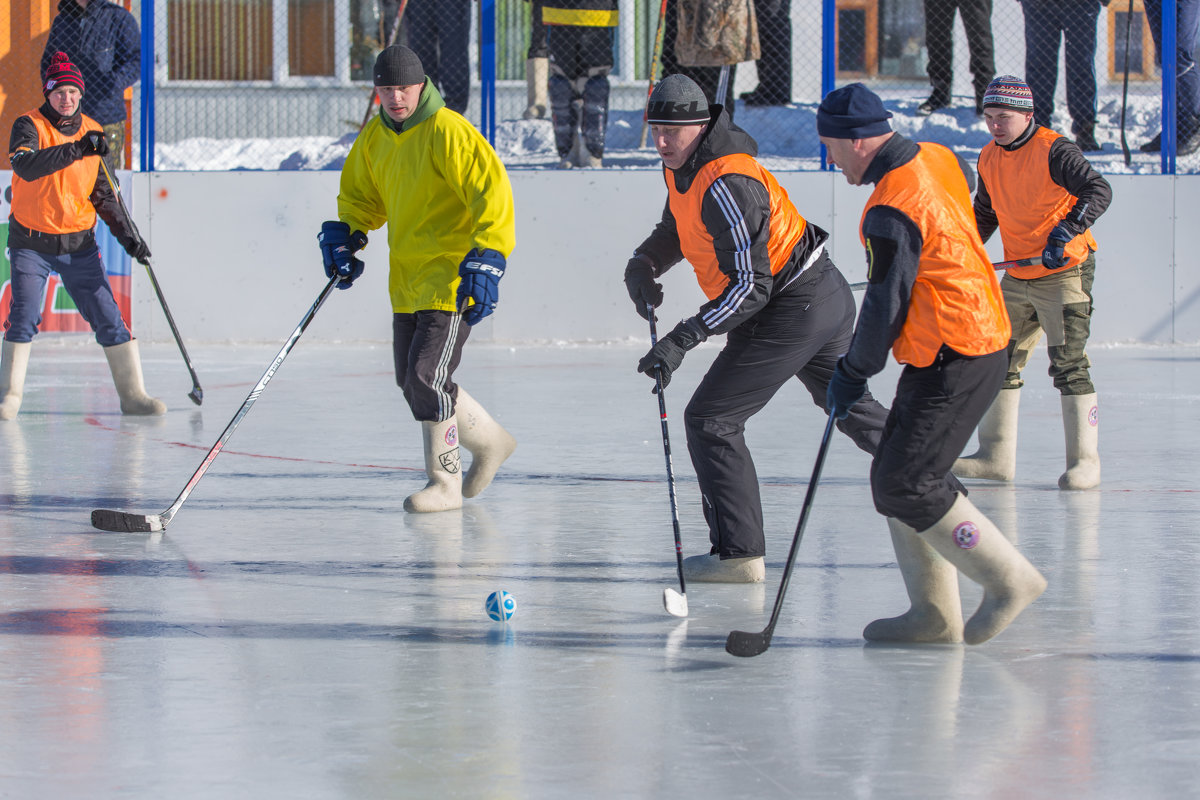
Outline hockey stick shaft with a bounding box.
[361,0,411,130]
[98,158,204,406]
[1120,0,1134,166]
[726,412,836,657]
[848,257,1041,291]
[90,275,342,533]
[639,0,670,149]
[648,307,688,601]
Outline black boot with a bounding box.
[1073,122,1101,152]
[917,90,950,116]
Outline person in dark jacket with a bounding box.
[956,75,1112,490]
[41,0,141,171]
[542,0,619,168]
[625,74,890,583]
[1,52,161,421]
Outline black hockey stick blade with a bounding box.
[188,386,204,406]
[91,508,165,533]
[725,412,837,658]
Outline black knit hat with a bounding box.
[646,74,710,126]
[43,51,85,96]
[817,83,893,139]
[374,45,425,87]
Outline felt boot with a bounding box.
[953,388,1019,481]
[104,340,166,416]
[918,495,1046,645]
[455,389,516,498]
[0,341,32,421]
[523,57,549,120]
[681,552,765,583]
[864,517,964,643]
[1059,393,1100,489]
[404,417,463,513]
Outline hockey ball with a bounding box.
[485,590,517,622]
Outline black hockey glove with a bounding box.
[624,255,663,321]
[637,317,707,392]
[826,357,867,420]
[125,238,152,264]
[1041,222,1073,270]
[77,131,110,157]
[318,221,368,289]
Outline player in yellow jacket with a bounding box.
[1,51,162,421]
[319,45,517,513]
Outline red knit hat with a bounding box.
[43,51,85,96]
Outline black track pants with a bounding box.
[393,311,470,422]
[684,261,890,559]
[871,347,1006,531]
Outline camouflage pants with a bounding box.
[101,122,125,172]
[1000,253,1096,396]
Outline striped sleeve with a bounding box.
[695,174,774,335]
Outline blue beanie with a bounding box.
[817,83,893,139]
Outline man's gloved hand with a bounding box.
[77,131,109,157]
[318,221,368,289]
[125,238,151,264]
[1041,222,1073,270]
[457,248,506,325]
[637,317,707,392]
[826,357,867,420]
[624,255,663,321]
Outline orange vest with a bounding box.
[977,126,1098,279]
[10,109,102,236]
[862,143,1011,368]
[666,153,805,301]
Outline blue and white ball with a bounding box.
[485,589,517,622]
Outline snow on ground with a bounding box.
[150,87,1186,175]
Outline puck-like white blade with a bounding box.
[662,587,688,618]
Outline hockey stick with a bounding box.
[360,0,411,130]
[98,158,204,406]
[848,257,1041,291]
[725,411,836,657]
[91,274,342,533]
[639,0,670,149]
[648,305,688,617]
[1120,0,1134,166]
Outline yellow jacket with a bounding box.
[337,84,516,314]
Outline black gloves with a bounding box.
[125,238,152,264]
[637,317,707,391]
[826,357,867,420]
[624,255,664,321]
[77,131,110,157]
[1042,222,1073,270]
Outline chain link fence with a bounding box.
[2,0,1196,172]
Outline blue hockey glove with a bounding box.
[1041,222,1073,271]
[826,357,867,420]
[637,317,707,392]
[624,255,664,321]
[318,221,367,289]
[457,249,506,325]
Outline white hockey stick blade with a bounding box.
[91,508,166,533]
[663,587,689,617]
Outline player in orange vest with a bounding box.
[820,83,1045,644]
[1,52,162,421]
[956,75,1111,490]
[627,74,891,583]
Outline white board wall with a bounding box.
[126,170,1197,345]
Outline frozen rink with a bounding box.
[0,335,1198,799]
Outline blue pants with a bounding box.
[1020,0,1101,134]
[4,245,131,346]
[406,0,472,114]
[1145,0,1200,130]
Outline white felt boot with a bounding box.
[918,495,1047,645]
[455,389,517,499]
[404,417,463,513]
[864,518,964,643]
[953,388,1019,481]
[681,552,765,583]
[104,340,166,416]
[523,57,549,119]
[0,341,32,420]
[1059,393,1100,490]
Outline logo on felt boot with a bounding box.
[438,447,461,474]
[953,521,980,549]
